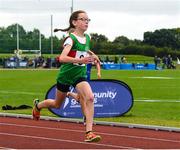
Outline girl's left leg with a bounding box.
[75,81,101,142]
[75,81,94,131]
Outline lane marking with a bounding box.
[0,90,44,96]
[135,100,180,103]
[0,147,14,149]
[0,90,179,103]
[130,77,177,79]
[0,122,179,144]
[0,69,58,71]
[0,132,134,149]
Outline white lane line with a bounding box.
[0,90,44,95]
[0,122,179,144]
[0,132,134,149]
[0,147,14,149]
[130,77,177,79]
[0,69,58,71]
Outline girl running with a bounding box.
[32,10,101,142]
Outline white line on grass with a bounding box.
[135,99,180,103]
[0,90,179,102]
[130,77,178,79]
[0,90,44,95]
[0,68,59,71]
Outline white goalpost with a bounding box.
[14,49,41,59]
[16,24,42,59]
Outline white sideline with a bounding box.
[0,90,179,102]
[135,99,180,102]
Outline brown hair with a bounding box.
[54,10,86,33]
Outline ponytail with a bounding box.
[54,10,86,33]
[54,27,71,32]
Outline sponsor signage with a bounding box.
[103,63,155,70]
[45,79,133,118]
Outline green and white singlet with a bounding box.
[57,33,91,85]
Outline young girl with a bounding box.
[32,10,101,142]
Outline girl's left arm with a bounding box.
[95,61,101,79]
[88,50,100,63]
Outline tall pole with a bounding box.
[16,23,19,50]
[51,14,53,55]
[39,31,41,56]
[71,0,73,13]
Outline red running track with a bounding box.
[0,117,180,149]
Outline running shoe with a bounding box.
[32,99,40,120]
[84,132,101,142]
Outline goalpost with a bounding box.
[16,24,42,59]
[14,49,41,60]
[14,49,41,59]
[12,49,42,68]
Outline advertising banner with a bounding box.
[45,79,133,118]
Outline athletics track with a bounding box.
[0,114,180,149]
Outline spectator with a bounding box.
[121,56,127,63]
[162,56,168,69]
[154,55,158,69]
[167,54,175,69]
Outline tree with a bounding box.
[143,28,180,50]
[113,36,130,46]
[90,33,108,43]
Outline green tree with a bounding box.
[143,28,180,50]
[90,33,108,43]
[113,36,130,46]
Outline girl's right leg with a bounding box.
[67,92,86,124]
[32,89,67,120]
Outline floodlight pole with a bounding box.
[16,24,19,50]
[51,14,53,55]
[71,0,73,13]
[39,31,42,56]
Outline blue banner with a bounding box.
[102,63,155,70]
[45,79,133,118]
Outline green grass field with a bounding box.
[0,69,180,128]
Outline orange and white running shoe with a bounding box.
[32,99,40,121]
[84,132,101,142]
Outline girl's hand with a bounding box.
[92,54,100,63]
[88,50,101,64]
[97,72,101,79]
[80,56,94,64]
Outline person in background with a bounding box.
[121,56,127,63]
[162,56,167,69]
[154,55,158,69]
